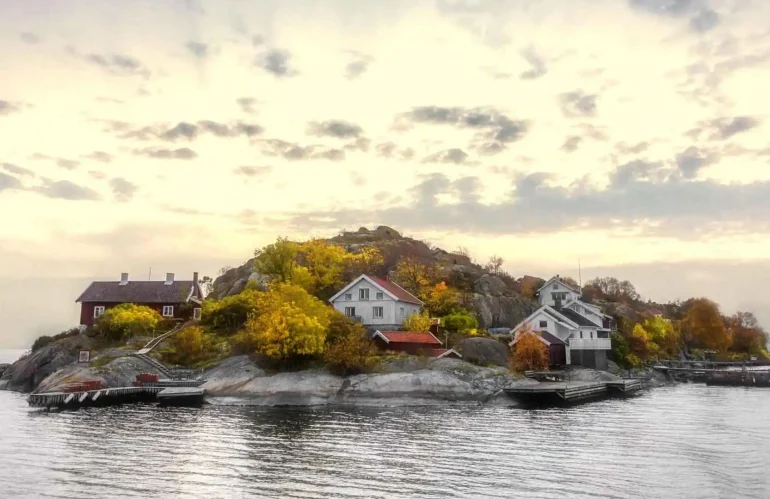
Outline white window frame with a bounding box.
[193,307,202,321]
[344,307,356,317]
[359,288,370,300]
[344,293,352,301]
[93,306,105,318]
[373,306,384,319]
[400,307,405,318]
[162,305,174,317]
[375,292,384,300]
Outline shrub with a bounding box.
[31,335,54,352]
[166,326,211,366]
[510,331,548,372]
[402,311,432,332]
[442,310,479,335]
[31,328,81,351]
[201,289,260,333]
[324,330,379,375]
[96,304,161,341]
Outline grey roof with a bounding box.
[539,331,565,345]
[76,281,197,304]
[557,308,599,327]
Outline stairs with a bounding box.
[130,321,191,379]
[132,352,173,378]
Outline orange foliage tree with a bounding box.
[683,298,731,352]
[510,328,549,372]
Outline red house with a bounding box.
[372,330,462,359]
[76,272,204,327]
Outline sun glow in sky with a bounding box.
[1,0,770,346]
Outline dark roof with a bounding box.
[557,308,599,327]
[368,276,423,305]
[377,331,441,345]
[76,281,197,304]
[539,331,565,345]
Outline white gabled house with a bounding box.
[329,274,423,330]
[509,275,615,370]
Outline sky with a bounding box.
[1,0,770,348]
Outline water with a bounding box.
[1,384,769,499]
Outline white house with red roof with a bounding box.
[329,274,423,330]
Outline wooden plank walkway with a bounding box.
[28,380,205,409]
[505,379,643,402]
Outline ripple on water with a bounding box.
[1,385,770,498]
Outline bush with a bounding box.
[31,335,54,352]
[324,330,379,375]
[165,326,211,366]
[442,310,479,335]
[402,311,432,332]
[96,304,161,341]
[201,290,260,333]
[31,328,81,351]
[510,331,548,372]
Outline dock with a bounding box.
[27,379,205,409]
[705,370,770,387]
[505,378,643,403]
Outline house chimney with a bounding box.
[119,273,129,285]
[165,273,175,285]
[193,271,199,284]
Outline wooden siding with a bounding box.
[79,302,198,327]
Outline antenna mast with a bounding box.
[149,266,152,281]
[578,259,582,289]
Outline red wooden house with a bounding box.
[372,330,462,359]
[75,272,204,327]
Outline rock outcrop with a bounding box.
[32,357,162,394]
[457,337,510,367]
[210,259,270,300]
[0,334,94,392]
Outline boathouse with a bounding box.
[76,272,204,327]
[509,276,614,370]
[372,330,462,359]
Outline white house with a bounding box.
[509,275,614,370]
[329,274,423,330]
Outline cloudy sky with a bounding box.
[1,0,769,348]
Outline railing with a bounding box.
[568,338,612,350]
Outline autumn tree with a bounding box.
[520,276,544,300]
[442,309,479,335]
[166,326,211,366]
[583,277,640,303]
[96,304,161,341]
[683,298,730,352]
[254,237,299,283]
[295,238,349,298]
[425,282,460,317]
[201,289,260,333]
[402,311,433,332]
[323,312,378,375]
[394,256,437,300]
[511,327,548,372]
[237,284,331,363]
[727,311,768,356]
[344,246,384,280]
[484,255,504,274]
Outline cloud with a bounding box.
[106,120,263,141]
[675,146,717,178]
[560,91,597,117]
[561,136,581,152]
[690,9,719,33]
[1,163,34,177]
[234,166,272,177]
[34,179,101,201]
[83,52,149,77]
[109,177,137,202]
[257,139,345,161]
[56,158,80,170]
[629,0,720,34]
[344,137,371,152]
[0,172,22,192]
[0,100,22,116]
[616,141,651,155]
[256,49,295,77]
[186,41,208,58]
[519,47,547,80]
[20,32,41,44]
[82,151,113,163]
[236,97,258,114]
[133,147,198,160]
[422,148,469,165]
[307,120,363,139]
[401,106,528,155]
[709,116,760,140]
[375,142,415,160]
[345,52,373,79]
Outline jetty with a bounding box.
[653,360,770,386]
[504,370,643,403]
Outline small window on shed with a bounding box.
[539,320,547,328]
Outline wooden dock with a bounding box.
[505,379,643,403]
[28,379,205,409]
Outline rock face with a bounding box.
[210,259,270,300]
[0,364,9,377]
[0,334,94,393]
[33,357,162,394]
[473,292,535,329]
[457,337,510,367]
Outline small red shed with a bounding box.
[372,331,462,359]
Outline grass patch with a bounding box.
[90,357,113,369]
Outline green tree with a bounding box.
[254,237,300,283]
[96,304,161,341]
[442,309,479,335]
[402,311,433,332]
[201,289,260,333]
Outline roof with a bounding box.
[431,348,463,358]
[76,280,197,304]
[538,331,566,345]
[328,274,423,305]
[537,276,581,294]
[374,331,441,345]
[509,305,580,336]
[557,307,601,327]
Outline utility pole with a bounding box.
[149,266,152,281]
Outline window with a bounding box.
[345,307,356,317]
[162,305,174,317]
[376,292,384,300]
[590,331,594,339]
[373,306,384,319]
[400,307,405,317]
[359,288,370,300]
[539,320,547,328]
[93,306,105,318]
[344,293,352,301]
[552,284,558,289]
[580,331,583,339]
[193,308,202,321]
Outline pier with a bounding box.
[505,373,643,403]
[27,379,205,409]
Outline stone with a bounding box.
[473,293,536,329]
[475,274,507,297]
[457,337,510,367]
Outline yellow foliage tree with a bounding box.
[345,246,384,278]
[254,237,299,283]
[240,284,331,362]
[511,329,548,372]
[684,298,731,352]
[323,312,378,375]
[394,256,436,300]
[402,311,433,332]
[167,326,210,365]
[296,239,349,298]
[425,281,460,317]
[97,303,161,341]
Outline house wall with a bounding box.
[79,302,196,327]
[522,310,560,338]
[570,349,608,370]
[373,336,434,356]
[539,281,581,307]
[331,279,420,327]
